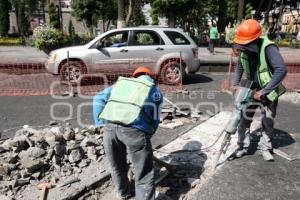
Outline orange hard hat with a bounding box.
[234,19,262,45]
[133,66,154,78]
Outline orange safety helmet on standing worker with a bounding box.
[234,19,262,45]
[132,66,154,78]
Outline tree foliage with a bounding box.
[72,0,118,34]
[49,2,60,29]
[9,0,42,36]
[245,3,253,19]
[68,19,76,38]
[0,0,11,37]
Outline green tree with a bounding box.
[10,0,41,36]
[68,19,76,38]
[150,0,201,28]
[98,0,117,32]
[72,0,102,35]
[0,0,11,37]
[245,3,253,19]
[49,2,60,29]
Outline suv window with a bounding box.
[132,31,164,46]
[100,31,129,48]
[164,31,190,45]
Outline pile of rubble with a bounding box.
[0,123,105,199]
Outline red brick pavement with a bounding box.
[0,73,182,96]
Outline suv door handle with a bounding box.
[120,49,128,53]
[156,47,164,51]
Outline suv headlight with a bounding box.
[50,53,57,62]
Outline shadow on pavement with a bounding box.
[183,74,213,85]
[228,128,295,160]
[157,140,206,199]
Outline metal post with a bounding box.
[179,51,183,88]
[67,51,70,81]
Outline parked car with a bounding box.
[46,27,200,85]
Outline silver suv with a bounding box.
[46,27,200,85]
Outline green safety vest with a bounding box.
[99,76,154,126]
[240,36,286,101]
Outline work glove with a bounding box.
[253,90,263,101]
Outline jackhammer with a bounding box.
[214,80,254,169]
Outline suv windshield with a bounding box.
[164,31,190,45]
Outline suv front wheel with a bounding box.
[160,61,185,85]
[59,61,86,85]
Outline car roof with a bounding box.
[109,26,184,32]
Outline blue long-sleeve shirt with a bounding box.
[93,75,163,135]
[233,42,287,95]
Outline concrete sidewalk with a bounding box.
[0,46,47,64]
[185,98,300,200]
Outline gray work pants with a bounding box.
[103,123,155,200]
[237,100,278,151]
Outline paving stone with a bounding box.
[66,141,81,153]
[87,146,97,161]
[6,153,18,164]
[43,132,60,147]
[63,127,75,141]
[159,120,184,129]
[54,143,66,157]
[18,147,45,161]
[69,149,83,163]
[46,149,54,160]
[75,133,85,141]
[80,136,99,147]
[16,178,30,187]
[19,157,45,173]
[0,164,9,176]
[20,170,31,178]
[31,172,41,180]
[10,136,30,152]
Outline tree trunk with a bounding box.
[117,0,125,28]
[125,0,133,25]
[168,5,175,27]
[218,0,227,32]
[254,0,264,20]
[237,0,245,21]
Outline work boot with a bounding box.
[260,150,274,161]
[234,148,248,158]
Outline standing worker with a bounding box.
[208,23,219,54]
[93,67,163,200]
[232,19,287,161]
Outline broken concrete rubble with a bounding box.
[0,124,107,199]
[69,149,83,163]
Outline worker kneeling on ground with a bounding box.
[232,19,287,161]
[93,67,163,200]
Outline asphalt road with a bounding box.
[1,72,299,135]
[0,73,233,137]
[1,72,300,200]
